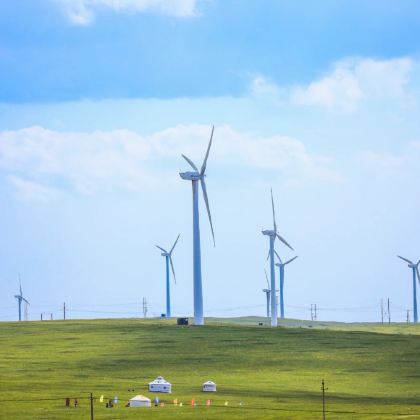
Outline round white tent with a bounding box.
[202,380,217,392]
[129,395,151,407]
[148,376,172,393]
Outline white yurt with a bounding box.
[202,381,217,392]
[148,376,172,393]
[129,395,151,407]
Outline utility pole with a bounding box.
[381,299,384,325]
[41,313,43,321]
[142,297,148,318]
[63,302,66,320]
[387,298,391,324]
[406,309,410,323]
[90,393,94,420]
[50,313,53,321]
[311,304,317,321]
[321,379,328,420]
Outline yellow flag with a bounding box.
[99,395,104,403]
[224,401,228,406]
[179,402,183,407]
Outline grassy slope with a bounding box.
[1,318,420,419]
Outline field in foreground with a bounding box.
[1,318,420,419]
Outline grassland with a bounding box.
[1,317,420,419]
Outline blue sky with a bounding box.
[1,0,420,322]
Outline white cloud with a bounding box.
[8,176,59,203]
[250,75,281,98]
[0,125,340,200]
[359,142,420,173]
[58,0,199,25]
[290,57,413,113]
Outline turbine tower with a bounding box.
[155,234,180,318]
[179,126,215,326]
[397,256,420,323]
[263,270,271,318]
[14,276,29,322]
[275,251,298,319]
[262,189,293,327]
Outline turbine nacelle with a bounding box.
[179,171,202,181]
[262,229,276,237]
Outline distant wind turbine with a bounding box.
[156,234,180,318]
[262,189,293,327]
[263,270,271,318]
[275,251,298,319]
[14,276,29,322]
[397,255,420,323]
[179,126,215,326]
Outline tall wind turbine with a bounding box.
[262,189,293,327]
[155,234,180,318]
[179,126,215,326]
[275,251,298,319]
[263,270,271,318]
[397,255,420,323]
[14,276,29,322]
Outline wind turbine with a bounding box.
[14,276,29,322]
[155,234,180,318]
[179,126,215,326]
[397,256,420,323]
[263,270,271,318]
[262,189,293,327]
[275,251,298,319]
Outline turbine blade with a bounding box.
[284,256,298,265]
[266,250,270,262]
[169,256,177,284]
[22,298,29,305]
[276,233,294,251]
[271,188,277,232]
[182,154,199,172]
[155,245,168,254]
[274,250,282,264]
[397,255,414,265]
[264,269,269,288]
[200,178,215,246]
[200,125,214,175]
[417,265,420,285]
[169,234,180,255]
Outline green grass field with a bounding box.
[1,317,420,419]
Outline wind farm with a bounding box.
[2,1,420,418]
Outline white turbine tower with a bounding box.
[179,126,215,326]
[262,189,293,327]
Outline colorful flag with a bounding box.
[173,398,178,405]
[224,401,229,406]
[206,399,211,406]
[191,399,196,406]
[179,402,183,407]
[99,395,104,403]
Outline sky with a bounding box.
[1,0,420,322]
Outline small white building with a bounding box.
[202,380,217,392]
[129,395,151,407]
[148,376,172,393]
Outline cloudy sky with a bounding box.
[1,0,420,322]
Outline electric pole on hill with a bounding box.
[387,298,391,324]
[311,304,317,321]
[142,297,148,318]
[63,302,66,320]
[407,309,410,323]
[381,299,384,325]
[321,379,328,420]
